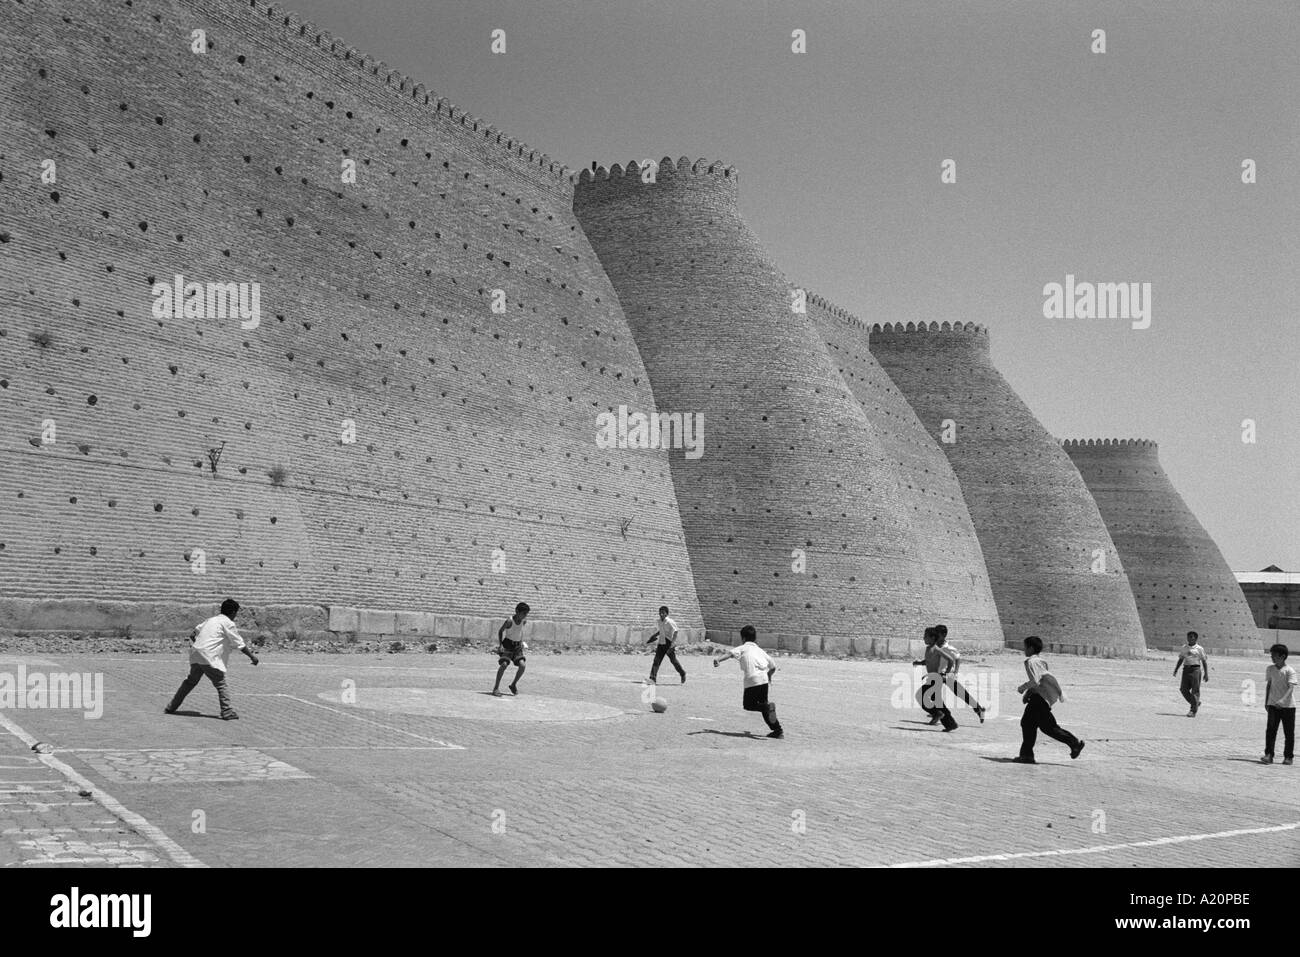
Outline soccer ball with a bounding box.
[651,698,668,713]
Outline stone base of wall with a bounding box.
[0,600,1021,660]
[1254,628,1297,655]
[0,599,708,647]
[0,598,329,640]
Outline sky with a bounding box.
[280,0,1298,570]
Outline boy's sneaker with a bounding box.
[680,674,687,684]
[766,730,784,739]
[1011,756,1036,764]
[163,706,177,715]
[1283,757,1293,765]
[1070,740,1086,759]
[1259,754,1273,764]
[221,711,239,721]
[508,683,519,696]
[646,677,656,685]
[927,716,941,725]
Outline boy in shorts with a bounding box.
[492,602,530,697]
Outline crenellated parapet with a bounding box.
[869,321,990,354]
[803,291,869,333]
[574,156,739,206]
[1061,438,1159,451]
[247,1,575,183]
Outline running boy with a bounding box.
[912,627,957,730]
[492,602,530,697]
[1013,635,1085,764]
[713,626,784,738]
[645,605,686,684]
[1173,630,1209,716]
[1261,643,1296,765]
[165,598,258,720]
[934,624,987,723]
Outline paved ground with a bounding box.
[0,647,1295,867]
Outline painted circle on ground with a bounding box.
[317,687,628,722]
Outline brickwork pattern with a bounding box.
[574,159,940,648]
[870,323,1145,656]
[807,293,1003,651]
[1064,439,1261,654]
[0,0,703,635]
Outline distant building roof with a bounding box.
[1237,570,1300,585]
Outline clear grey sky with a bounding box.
[279,0,1299,570]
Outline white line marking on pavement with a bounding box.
[62,746,463,752]
[0,710,205,868]
[888,821,1300,867]
[277,694,465,749]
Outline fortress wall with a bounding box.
[574,159,934,654]
[806,294,1003,652]
[0,0,704,638]
[1063,439,1261,654]
[869,323,1146,656]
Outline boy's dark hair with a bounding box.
[740,625,757,643]
[934,624,948,639]
[1187,631,1199,640]
[923,626,935,639]
[1024,635,1044,654]
[219,598,240,618]
[659,605,670,615]
[515,602,530,616]
[1269,643,1290,659]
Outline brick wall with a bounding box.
[574,158,936,653]
[0,0,703,640]
[1064,439,1261,654]
[807,294,1003,652]
[870,322,1145,656]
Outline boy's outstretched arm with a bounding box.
[241,646,259,666]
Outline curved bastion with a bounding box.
[574,158,936,654]
[1063,439,1261,655]
[870,322,1146,656]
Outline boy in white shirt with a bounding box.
[1012,635,1084,764]
[645,605,686,684]
[165,598,259,720]
[1173,630,1209,717]
[713,626,784,738]
[1261,643,1296,765]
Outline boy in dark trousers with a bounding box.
[645,605,686,684]
[1173,630,1209,716]
[492,602,530,697]
[1261,643,1296,765]
[713,626,783,738]
[1013,635,1085,764]
[165,598,258,720]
